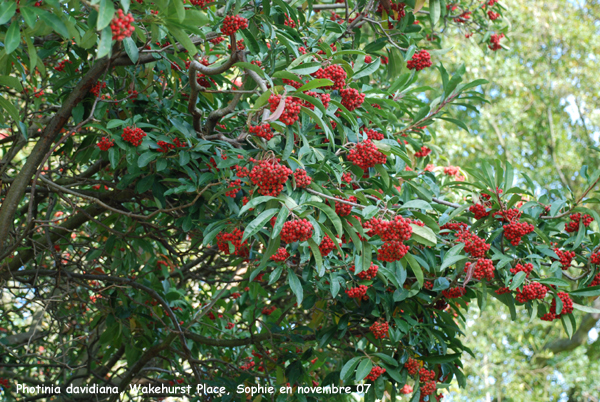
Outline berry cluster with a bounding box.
[440,222,468,232]
[334,196,357,216]
[455,230,490,258]
[248,123,273,141]
[376,1,406,19]
[495,287,510,295]
[235,164,249,178]
[414,146,432,158]
[270,247,290,262]
[503,221,534,246]
[122,126,146,147]
[465,258,495,281]
[369,321,389,339]
[293,169,312,188]
[488,10,500,20]
[377,240,409,262]
[97,137,114,151]
[347,140,387,170]
[589,273,600,287]
[216,228,249,257]
[350,263,379,280]
[369,216,413,241]
[283,77,303,89]
[515,282,547,303]
[319,235,336,256]
[268,95,302,125]
[91,82,106,97]
[54,59,72,72]
[420,368,436,382]
[400,384,413,394]
[280,219,313,243]
[469,203,489,220]
[489,33,505,51]
[313,65,347,90]
[262,305,276,315]
[221,15,248,36]
[442,287,467,299]
[342,172,353,183]
[366,366,386,381]
[157,138,186,153]
[565,213,594,233]
[554,248,576,270]
[541,292,573,321]
[365,55,372,63]
[494,208,522,222]
[345,285,368,299]
[590,251,600,265]
[363,128,384,141]
[444,166,460,176]
[249,158,292,196]
[189,0,209,7]
[284,14,296,28]
[225,179,242,198]
[510,263,534,277]
[225,322,235,329]
[405,358,420,375]
[110,10,135,41]
[340,88,365,111]
[421,380,437,396]
[407,50,432,71]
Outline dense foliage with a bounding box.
[1,0,599,401]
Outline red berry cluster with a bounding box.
[369,321,389,339]
[400,384,413,394]
[235,164,249,178]
[503,221,534,246]
[455,230,490,258]
[91,82,106,97]
[469,203,489,220]
[282,78,303,89]
[515,282,547,303]
[494,208,522,222]
[231,292,241,299]
[225,322,235,329]
[284,14,296,28]
[406,50,432,71]
[369,216,413,241]
[554,248,576,270]
[376,1,406,19]
[488,10,500,20]
[565,213,594,233]
[350,263,379,280]
[97,137,114,151]
[0,377,11,389]
[221,15,248,36]
[345,285,368,299]
[249,158,292,196]
[489,33,504,51]
[419,368,436,382]
[541,291,573,321]
[421,380,437,396]
[225,179,242,198]
[280,219,313,243]
[268,95,302,125]
[189,0,209,7]
[366,366,386,381]
[342,172,353,183]
[405,358,420,375]
[122,126,146,147]
[510,262,534,277]
[465,258,495,281]
[442,287,467,299]
[313,65,347,90]
[293,169,312,188]
[362,128,383,141]
[440,222,468,232]
[443,166,460,176]
[319,235,336,256]
[249,123,273,140]
[377,240,409,262]
[110,10,135,41]
[240,360,255,370]
[414,146,432,158]
[365,55,372,63]
[347,140,387,170]
[261,306,276,316]
[209,36,225,45]
[589,273,600,287]
[340,88,365,111]
[270,247,290,262]
[216,228,249,257]
[495,287,510,295]
[590,251,600,265]
[334,196,357,216]
[54,59,72,72]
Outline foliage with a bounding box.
[0,0,599,401]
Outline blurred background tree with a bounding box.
[425,0,600,400]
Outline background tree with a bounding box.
[0,0,599,402]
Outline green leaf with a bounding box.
[537,277,570,287]
[137,151,156,168]
[509,271,526,291]
[289,62,322,75]
[340,357,362,382]
[123,37,139,63]
[97,0,116,31]
[239,196,276,215]
[404,252,423,288]
[234,62,265,78]
[5,23,20,54]
[560,315,573,339]
[400,200,432,210]
[572,302,600,314]
[271,207,289,239]
[174,0,185,21]
[421,353,460,364]
[429,0,441,26]
[0,96,20,123]
[20,7,36,28]
[353,57,381,80]
[0,2,17,25]
[168,25,198,56]
[287,269,304,305]
[410,224,437,246]
[296,79,334,92]
[303,202,343,236]
[242,208,279,242]
[439,255,468,271]
[569,286,600,297]
[97,26,113,59]
[355,358,373,382]
[308,238,324,276]
[373,353,398,366]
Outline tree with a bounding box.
[0,0,599,401]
